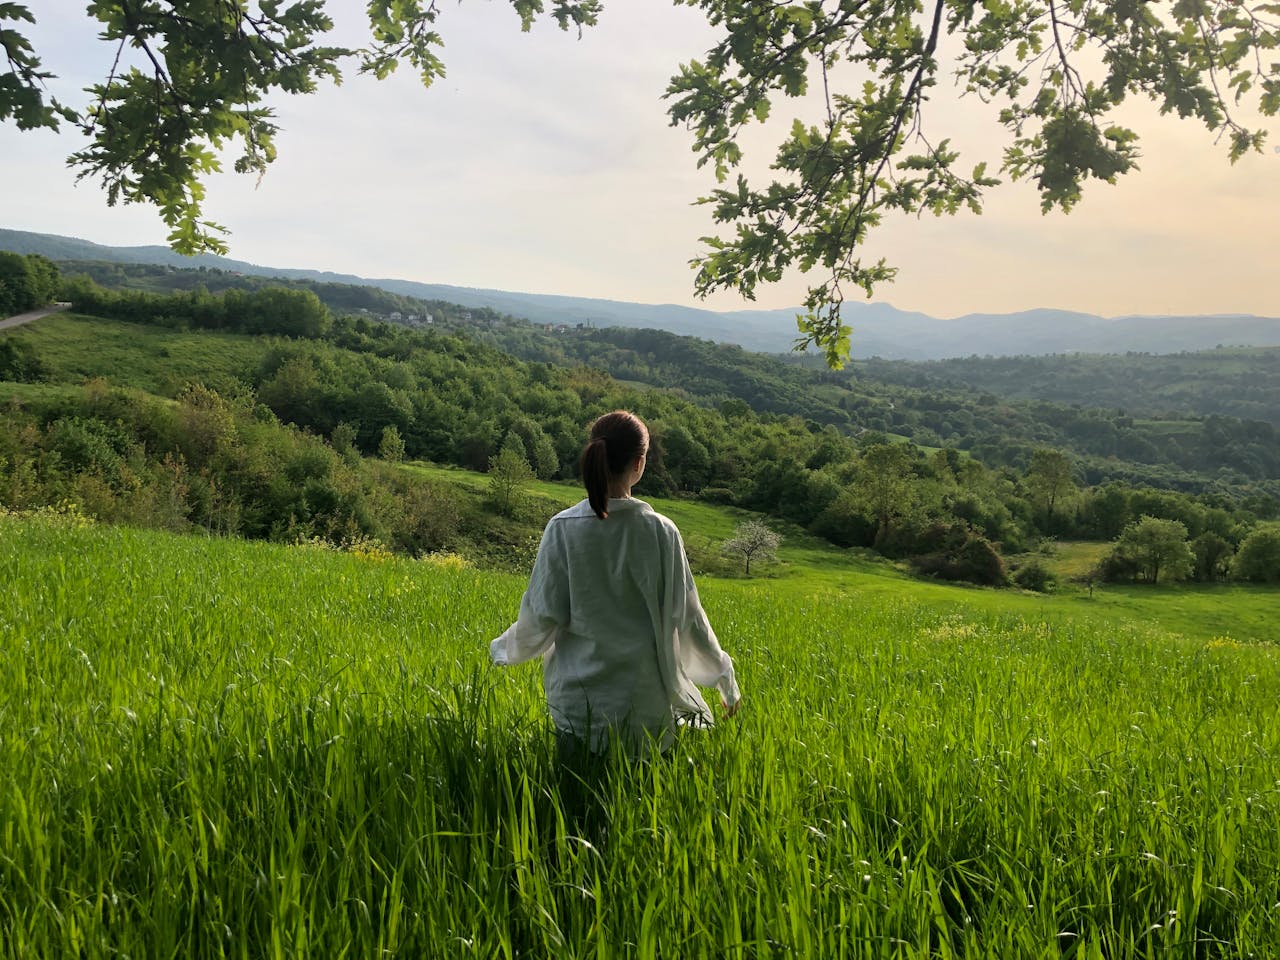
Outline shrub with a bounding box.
[421,551,473,571]
[368,466,461,556]
[905,521,969,557]
[342,534,393,562]
[378,424,406,462]
[0,499,95,528]
[1232,525,1280,584]
[47,417,128,478]
[0,339,49,382]
[487,446,533,518]
[911,533,1007,586]
[701,486,736,506]
[810,495,877,548]
[1096,550,1141,583]
[1013,559,1056,593]
[1102,515,1194,584]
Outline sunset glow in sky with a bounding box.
[2,0,1277,319]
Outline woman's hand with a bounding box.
[723,697,742,718]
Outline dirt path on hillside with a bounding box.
[0,302,71,332]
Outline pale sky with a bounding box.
[2,0,1277,319]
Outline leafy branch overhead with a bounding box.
[1,0,601,257]
[665,0,1279,365]
[2,1,1278,363]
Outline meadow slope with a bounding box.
[3,513,1278,957]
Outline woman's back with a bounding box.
[540,497,675,743]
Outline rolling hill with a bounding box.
[4,227,1278,359]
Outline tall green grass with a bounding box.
[2,514,1278,957]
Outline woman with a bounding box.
[490,410,741,755]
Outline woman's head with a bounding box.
[580,411,648,519]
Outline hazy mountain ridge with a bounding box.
[4,228,1277,359]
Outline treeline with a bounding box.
[1088,515,1280,587]
[61,276,336,339]
[56,260,502,329]
[0,252,60,316]
[3,279,1277,587]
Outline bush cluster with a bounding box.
[0,253,59,316]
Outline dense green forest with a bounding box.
[852,349,1280,428]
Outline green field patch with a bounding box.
[1007,540,1112,582]
[1131,418,1200,436]
[1039,539,1113,580]
[4,312,264,394]
[0,379,86,406]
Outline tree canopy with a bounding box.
[0,251,59,316]
[1233,523,1280,582]
[3,0,1278,362]
[1106,514,1194,584]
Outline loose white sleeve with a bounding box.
[670,530,740,707]
[489,521,568,666]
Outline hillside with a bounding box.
[5,227,1279,358]
[53,257,503,328]
[10,257,1279,502]
[855,348,1280,428]
[5,285,1280,600]
[4,272,1280,959]
[472,322,1280,499]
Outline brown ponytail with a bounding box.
[579,411,648,519]
[581,437,611,520]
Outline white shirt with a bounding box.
[490,497,740,749]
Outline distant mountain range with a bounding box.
[4,227,1278,359]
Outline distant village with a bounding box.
[353,305,591,336]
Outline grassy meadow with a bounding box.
[3,509,1278,958]
[412,462,1280,649]
[0,312,264,396]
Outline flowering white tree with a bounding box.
[722,520,781,576]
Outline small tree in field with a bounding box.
[722,520,781,576]
[1025,448,1077,534]
[378,424,405,462]
[1191,532,1233,583]
[487,446,533,518]
[330,422,359,464]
